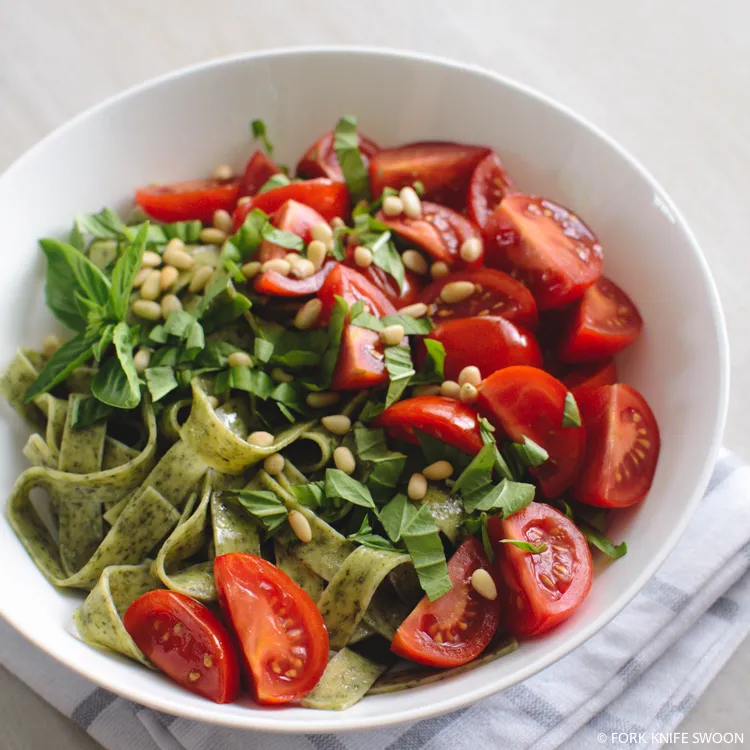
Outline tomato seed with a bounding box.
[188,671,201,681]
[203,654,213,668]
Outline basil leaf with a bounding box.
[184,320,205,353]
[214,365,274,399]
[354,427,391,461]
[359,400,385,422]
[163,309,194,338]
[415,429,472,472]
[69,396,113,429]
[201,292,252,332]
[144,366,179,402]
[251,119,274,155]
[195,341,244,368]
[479,416,514,481]
[371,238,405,291]
[511,435,549,468]
[319,295,349,386]
[480,512,494,562]
[195,271,232,317]
[497,539,547,554]
[106,223,148,321]
[150,346,179,368]
[232,489,288,533]
[291,481,327,511]
[40,238,111,307]
[261,223,304,252]
[401,503,452,601]
[148,325,169,345]
[562,391,582,428]
[161,220,203,244]
[467,478,536,515]
[412,339,446,384]
[384,345,415,408]
[347,515,399,551]
[74,208,130,241]
[354,427,406,499]
[579,523,628,559]
[258,174,291,194]
[91,322,141,409]
[453,443,497,499]
[378,493,416,543]
[324,469,376,510]
[92,323,115,362]
[69,222,86,252]
[381,315,434,336]
[412,180,425,196]
[350,310,384,332]
[229,208,269,261]
[333,115,369,203]
[254,338,274,364]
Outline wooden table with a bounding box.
[1,1,748,747]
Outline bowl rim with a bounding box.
[0,45,730,733]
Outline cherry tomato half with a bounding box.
[317,264,397,325]
[297,129,380,181]
[391,537,500,667]
[489,504,593,637]
[373,396,483,455]
[477,366,586,498]
[331,323,388,390]
[239,150,282,198]
[214,552,329,705]
[123,590,240,704]
[485,194,603,310]
[258,199,328,262]
[572,384,660,508]
[467,152,515,229]
[254,260,337,297]
[135,178,240,224]
[562,359,618,393]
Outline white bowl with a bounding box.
[0,47,729,733]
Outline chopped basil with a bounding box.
[412,339,446,384]
[105,223,148,322]
[261,223,305,252]
[384,345,415,408]
[254,338,274,364]
[497,539,547,554]
[562,391,582,428]
[231,489,288,533]
[250,119,274,155]
[466,478,536,516]
[354,427,406,499]
[347,515,399,551]
[579,523,628,559]
[91,322,140,409]
[92,324,114,362]
[350,310,384,332]
[214,365,274,399]
[318,296,351,387]
[69,396,113,429]
[258,173,291,194]
[400,503,452,601]
[370,237,405,292]
[381,315,434,336]
[478,416,514,481]
[229,208,269,261]
[416,429,472,472]
[509,435,549,471]
[359,400,386,422]
[333,115,369,203]
[324,469,376,511]
[144,366,179,402]
[164,309,194,338]
[412,180,425,196]
[291,481,327,511]
[196,341,244,368]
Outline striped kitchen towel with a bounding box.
[2,449,749,750]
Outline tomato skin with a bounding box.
[377,201,482,267]
[258,199,327,262]
[239,150,282,198]
[468,152,515,229]
[418,268,538,329]
[369,141,491,210]
[254,260,337,297]
[557,277,643,364]
[331,324,387,390]
[489,504,593,637]
[422,316,542,382]
[562,359,618,393]
[572,384,660,508]
[135,179,240,224]
[297,129,380,181]
[373,396,483,455]
[214,553,328,705]
[485,194,603,310]
[317,264,398,326]
[477,366,586,498]
[123,590,240,704]
[391,538,500,667]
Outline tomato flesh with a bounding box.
[331,324,387,390]
[123,590,240,704]
[239,150,282,198]
[373,396,483,455]
[391,538,500,667]
[135,178,240,224]
[214,553,328,705]
[468,152,515,229]
[254,260,337,297]
[489,504,593,637]
[562,359,618,393]
[557,277,643,364]
[258,199,327,262]
[317,264,397,325]
[477,366,586,498]
[485,194,603,310]
[297,129,380,181]
[572,384,660,508]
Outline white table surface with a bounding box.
[1,0,748,747]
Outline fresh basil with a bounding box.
[214,365,274,399]
[91,322,140,409]
[92,323,115,362]
[378,493,415,543]
[73,208,130,242]
[401,503,452,601]
[144,366,179,402]
[231,489,288,533]
[412,339,446,384]
[261,223,304,252]
[497,539,548,554]
[453,443,497,500]
[324,469,376,511]
[254,338,274,364]
[354,427,406,499]
[251,119,274,155]
[230,208,269,260]
[381,314,434,336]
[384,345,415,408]
[510,435,549,471]
[350,310,384,332]
[333,115,369,203]
[69,395,113,429]
[416,429,472,472]
[318,295,350,387]
[465,478,536,516]
[580,524,628,559]
[184,320,205,354]
[105,224,148,321]
[347,515,399,551]
[370,236,405,291]
[478,416,514,481]
[358,400,385,422]
[562,391,582,428]
[164,309,195,338]
[258,173,291,194]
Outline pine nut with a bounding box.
[399,186,422,219]
[382,196,404,217]
[133,267,151,288]
[189,265,214,292]
[408,472,427,501]
[379,324,405,346]
[133,348,151,374]
[161,294,183,319]
[459,382,478,403]
[331,216,345,229]
[440,380,461,399]
[321,414,352,435]
[227,352,252,368]
[458,365,482,387]
[310,222,333,243]
[413,384,441,397]
[470,569,498,600]
[402,250,429,275]
[440,281,475,304]
[264,452,285,475]
[237,195,251,206]
[307,240,328,270]
[423,460,454,481]
[306,391,340,409]
[294,298,323,330]
[42,334,61,357]
[200,227,227,245]
[132,299,162,321]
[142,250,162,268]
[333,446,356,474]
[430,261,450,279]
[354,245,373,268]
[160,265,180,291]
[139,269,162,301]
[460,237,483,263]
[213,209,233,234]
[213,163,233,181]
[291,258,316,279]
[262,258,291,276]
[289,510,312,543]
[247,431,274,447]
[241,261,262,279]
[271,367,293,383]
[399,302,428,318]
[163,239,195,270]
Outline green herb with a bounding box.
[510,435,549,470]
[370,237,405,291]
[91,322,140,409]
[184,320,205,354]
[195,341,244,368]
[144,366,179,402]
[416,429,472,472]
[251,119,274,155]
[214,365,274,399]
[452,443,497,500]
[350,310,384,332]
[257,173,291,194]
[412,339,446,384]
[480,512,494,561]
[291,481,327,511]
[401,504,452,601]
[333,115,370,203]
[232,489,288,533]
[229,208,269,260]
[384,345,415,408]
[164,309,195,338]
[319,295,350,387]
[359,400,385,422]
[347,515,399,551]
[69,396,113,429]
[562,391,582,428]
[378,493,415,543]
[381,314,434,336]
[579,523,627,559]
[497,539,548,554]
[412,180,425,196]
[265,328,328,369]
[92,324,114,362]
[105,223,148,321]
[479,416,514,481]
[261,223,304,252]
[465,478,536,515]
[254,338,274,364]
[354,427,406,499]
[324,469,376,510]
[73,208,130,242]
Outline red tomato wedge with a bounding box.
[477,366,586,498]
[123,590,240,704]
[422,316,542,382]
[232,178,349,229]
[297,129,380,181]
[214,553,328,705]
[254,260,337,297]
[257,200,327,262]
[239,150,282,198]
[391,538,500,667]
[369,141,490,209]
[317,264,397,325]
[377,201,481,267]
[373,396,483,455]
[331,324,387,390]
[468,152,515,229]
[572,384,660,508]
[489,504,593,637]
[562,359,618,393]
[485,194,603,310]
[418,268,538,329]
[135,178,240,224]
[557,277,643,364]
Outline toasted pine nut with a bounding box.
[213,209,233,234]
[471,569,498,600]
[132,299,162,321]
[382,196,404,217]
[423,460,454,481]
[310,222,333,243]
[413,384,441,397]
[241,261,262,279]
[402,250,429,275]
[227,352,252,368]
[399,302,428,318]
[289,510,312,543]
[291,258,316,279]
[379,324,405,346]
[189,265,214,292]
[460,237,483,263]
[133,348,151,374]
[321,414,352,435]
[458,365,482,387]
[440,380,461,399]
[459,382,478,403]
[440,280,475,304]
[247,431,274,447]
[160,265,180,291]
[354,245,373,268]
[237,195,251,206]
[430,261,450,279]
[163,239,194,270]
[42,334,61,357]
[213,163,233,181]
[264,452,285,475]
[294,298,323,330]
[271,367,293,383]
[333,446,356,474]
[331,216,345,229]
[161,294,183,319]
[399,186,422,219]
[142,250,162,268]
[408,473,427,501]
[307,240,328,270]
[199,227,227,245]
[262,258,291,276]
[133,267,151,288]
[306,391,340,409]
[139,270,162,301]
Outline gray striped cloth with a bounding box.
[2,449,749,750]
